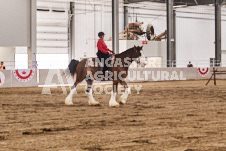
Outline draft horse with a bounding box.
[65,45,145,107]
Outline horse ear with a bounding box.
[141,46,143,49]
[134,45,136,48]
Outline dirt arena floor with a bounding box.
[0,80,226,151]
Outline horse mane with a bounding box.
[115,47,135,58]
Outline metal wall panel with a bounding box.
[0,47,16,69]
[176,6,215,67]
[37,33,68,40]
[0,0,30,46]
[126,3,226,67]
[72,1,124,60]
[36,48,68,54]
[222,7,226,52]
[37,1,70,54]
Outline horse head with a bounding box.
[133,45,146,67]
[133,45,143,57]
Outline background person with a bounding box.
[187,61,193,67]
[0,62,5,70]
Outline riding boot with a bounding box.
[97,50,109,77]
[102,64,108,76]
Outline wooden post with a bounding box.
[206,74,214,85]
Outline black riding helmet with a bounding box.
[98,32,105,37]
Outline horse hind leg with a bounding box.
[65,81,79,105]
[85,76,100,106]
[119,81,130,105]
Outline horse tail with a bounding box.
[68,59,80,76]
[63,59,80,78]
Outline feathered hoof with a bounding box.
[88,100,100,106]
[109,102,120,107]
[65,97,73,105]
[119,101,126,105]
[119,97,127,105]
[65,101,73,105]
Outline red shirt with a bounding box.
[97,39,112,54]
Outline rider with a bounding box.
[97,32,113,76]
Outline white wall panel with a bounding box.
[37,26,68,33]
[37,48,68,54]
[35,1,226,68]
[127,3,226,67]
[72,0,124,60]
[222,8,226,51]
[37,11,69,19]
[74,12,95,59]
[37,10,69,26]
[37,19,68,26]
[37,40,68,47]
[37,0,70,55]
[0,0,30,46]
[176,6,215,67]
[37,33,68,40]
[15,47,27,54]
[36,54,68,69]
[0,47,15,69]
[37,1,69,9]
[221,7,226,66]
[223,21,226,51]
[15,54,28,69]
[129,4,222,67]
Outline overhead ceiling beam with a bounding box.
[126,0,218,5]
[175,0,214,5]
[126,0,164,3]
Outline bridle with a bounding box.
[135,50,145,65]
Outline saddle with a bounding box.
[109,54,116,65]
[87,55,115,67]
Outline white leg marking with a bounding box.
[120,87,131,104]
[109,91,119,107]
[86,89,100,106]
[65,87,77,105]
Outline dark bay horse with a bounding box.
[65,45,145,107]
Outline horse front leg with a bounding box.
[119,81,130,105]
[109,80,120,107]
[65,81,79,105]
[85,76,100,106]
